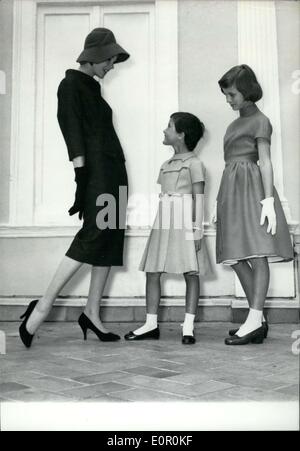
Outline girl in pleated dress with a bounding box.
[125,112,212,344]
[214,65,293,345]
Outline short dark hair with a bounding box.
[170,112,205,151]
[218,64,263,102]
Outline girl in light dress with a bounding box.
[125,112,211,344]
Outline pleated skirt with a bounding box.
[139,195,213,275]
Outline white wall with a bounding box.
[276,0,300,227]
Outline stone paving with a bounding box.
[0,322,299,403]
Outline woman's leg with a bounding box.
[236,257,269,336]
[83,265,111,333]
[26,256,83,334]
[182,273,200,336]
[133,272,161,335]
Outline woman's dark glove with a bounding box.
[68,166,88,220]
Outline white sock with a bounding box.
[182,313,195,336]
[134,314,158,335]
[262,313,266,322]
[237,308,262,337]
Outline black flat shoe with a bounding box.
[228,321,269,338]
[225,326,265,345]
[78,313,120,342]
[124,327,160,341]
[19,299,39,348]
[182,335,196,345]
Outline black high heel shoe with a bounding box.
[228,321,269,338]
[225,326,265,345]
[78,313,120,342]
[19,299,39,348]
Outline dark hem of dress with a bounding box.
[65,250,123,267]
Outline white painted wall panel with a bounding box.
[35,10,93,224]
[102,7,156,227]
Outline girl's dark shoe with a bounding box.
[182,334,196,345]
[19,299,39,348]
[78,313,120,342]
[225,326,265,345]
[228,321,269,338]
[124,327,160,341]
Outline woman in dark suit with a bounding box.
[19,28,130,347]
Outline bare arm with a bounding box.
[257,138,274,198]
[257,137,277,234]
[192,181,205,250]
[192,181,205,222]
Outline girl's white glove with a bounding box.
[210,201,217,226]
[260,197,277,235]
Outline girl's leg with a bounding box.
[184,273,199,315]
[26,256,83,334]
[146,272,162,314]
[249,257,270,310]
[232,260,267,322]
[232,260,254,307]
[133,272,161,335]
[236,257,269,337]
[83,265,111,333]
[182,273,200,336]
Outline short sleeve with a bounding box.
[57,80,86,161]
[157,167,163,185]
[254,115,273,143]
[189,158,205,184]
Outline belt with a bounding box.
[225,157,258,166]
[159,192,191,198]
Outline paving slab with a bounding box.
[0,322,298,403]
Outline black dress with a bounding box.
[57,69,128,266]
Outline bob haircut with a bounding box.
[170,112,205,151]
[218,64,263,103]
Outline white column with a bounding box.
[238,0,291,221]
[10,0,37,225]
[235,1,295,299]
[0,70,6,95]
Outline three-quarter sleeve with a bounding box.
[57,81,86,161]
[254,115,273,143]
[189,158,206,184]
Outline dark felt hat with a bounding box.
[76,28,130,64]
